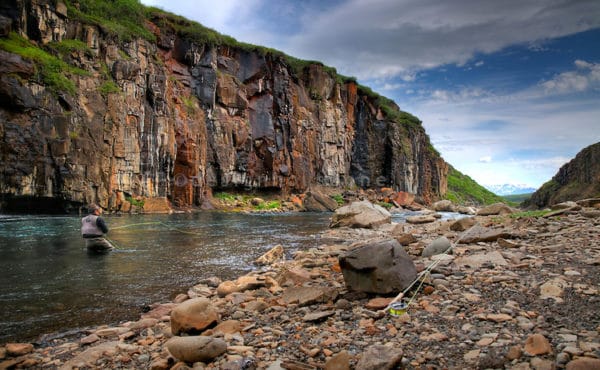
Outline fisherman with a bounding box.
[81,204,113,252]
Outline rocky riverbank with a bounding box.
[1,200,600,369]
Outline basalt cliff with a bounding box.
[0,0,448,213]
[525,141,600,208]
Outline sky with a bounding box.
[141,0,600,189]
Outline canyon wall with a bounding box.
[526,142,600,208]
[0,0,448,212]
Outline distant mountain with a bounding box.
[484,184,537,196]
[525,142,600,208]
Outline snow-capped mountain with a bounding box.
[485,184,537,196]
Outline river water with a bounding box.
[0,211,332,343]
[0,210,463,344]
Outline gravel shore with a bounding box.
[1,205,599,369]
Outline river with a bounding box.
[0,211,332,343]
[0,209,464,344]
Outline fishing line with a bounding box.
[105,221,204,249]
[380,222,478,316]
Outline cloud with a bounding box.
[285,0,600,80]
[540,60,600,94]
[479,156,492,163]
[141,0,264,40]
[430,87,491,103]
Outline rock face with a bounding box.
[338,239,417,294]
[527,142,600,208]
[0,1,448,213]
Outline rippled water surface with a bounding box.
[0,212,331,343]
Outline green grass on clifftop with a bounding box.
[445,166,505,205]
[0,32,88,95]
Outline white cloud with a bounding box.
[285,0,600,80]
[430,87,491,103]
[141,0,264,40]
[479,156,492,163]
[540,60,600,94]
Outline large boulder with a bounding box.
[170,297,219,335]
[432,200,455,212]
[339,239,417,294]
[330,200,391,229]
[166,336,227,363]
[476,202,516,216]
[303,190,339,212]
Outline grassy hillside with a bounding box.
[501,193,532,205]
[445,166,506,205]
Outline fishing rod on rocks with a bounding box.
[372,223,479,318]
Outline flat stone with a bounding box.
[365,297,393,310]
[524,334,552,355]
[303,310,335,322]
[5,343,34,356]
[406,214,437,224]
[454,251,508,269]
[166,336,227,364]
[325,350,350,370]
[281,286,338,306]
[355,344,403,370]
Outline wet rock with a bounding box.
[170,297,219,335]
[355,344,403,370]
[524,334,552,355]
[255,245,284,265]
[330,201,391,229]
[166,336,227,364]
[339,239,417,294]
[422,236,451,257]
